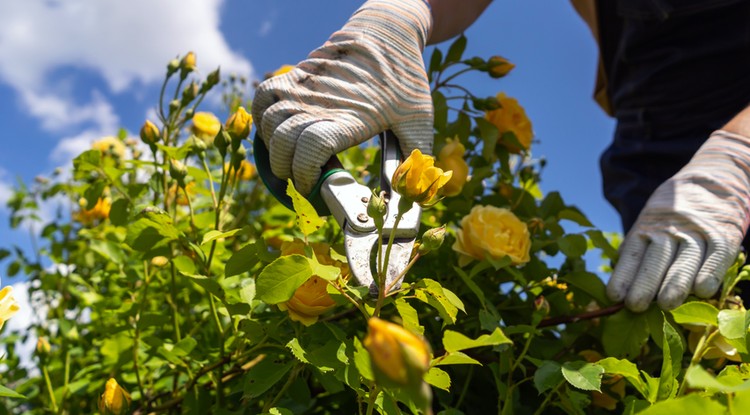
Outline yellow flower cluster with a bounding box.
[452,205,531,267]
[484,92,533,153]
[73,197,111,225]
[277,239,349,326]
[435,138,469,197]
[364,317,430,387]
[92,137,126,159]
[0,286,20,330]
[392,149,452,207]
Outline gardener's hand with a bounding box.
[252,0,433,195]
[608,130,750,312]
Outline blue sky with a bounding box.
[0,0,618,276]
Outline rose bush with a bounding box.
[0,36,749,415]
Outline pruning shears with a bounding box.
[254,131,421,295]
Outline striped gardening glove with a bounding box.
[252,0,434,195]
[607,130,750,312]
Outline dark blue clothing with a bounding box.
[596,0,750,232]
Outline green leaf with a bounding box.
[414,278,463,325]
[353,337,373,382]
[585,230,618,260]
[453,266,486,306]
[637,394,725,415]
[201,228,242,245]
[433,91,448,131]
[558,234,587,258]
[534,361,564,394]
[109,198,130,226]
[442,327,511,353]
[182,273,225,299]
[126,208,183,252]
[428,47,443,77]
[558,208,593,227]
[90,240,126,266]
[0,384,26,399]
[307,255,340,282]
[286,338,311,364]
[226,243,259,277]
[718,309,747,340]
[395,298,423,335]
[286,179,324,236]
[602,309,650,358]
[685,364,750,393]
[173,255,197,275]
[244,355,294,398]
[424,367,451,391]
[475,117,499,161]
[432,351,481,367]
[444,34,467,64]
[256,255,312,304]
[670,301,719,326]
[597,357,649,399]
[561,361,603,392]
[657,319,683,400]
[562,271,610,306]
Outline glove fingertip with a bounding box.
[625,295,651,313]
[657,287,688,311]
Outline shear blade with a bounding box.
[344,227,414,296]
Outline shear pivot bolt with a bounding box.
[361,197,369,203]
[357,213,369,223]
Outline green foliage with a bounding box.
[0,37,749,415]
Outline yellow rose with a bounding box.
[435,138,469,197]
[167,182,196,207]
[191,112,221,143]
[484,93,533,153]
[225,107,253,140]
[392,149,453,206]
[180,51,196,73]
[271,64,295,77]
[74,197,111,225]
[98,378,131,415]
[452,205,531,267]
[488,55,515,78]
[277,239,349,326]
[92,137,126,159]
[0,286,20,330]
[363,317,431,387]
[226,159,256,181]
[139,120,160,145]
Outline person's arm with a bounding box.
[608,108,750,311]
[427,0,493,44]
[252,0,492,194]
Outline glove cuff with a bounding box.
[348,0,434,51]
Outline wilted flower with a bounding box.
[277,239,349,326]
[225,107,253,141]
[392,149,452,207]
[98,378,131,415]
[74,198,111,225]
[92,137,126,159]
[191,112,221,143]
[363,317,430,387]
[435,138,469,197]
[487,55,515,78]
[0,286,20,330]
[271,64,295,78]
[452,205,531,267]
[485,92,533,153]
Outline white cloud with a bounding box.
[0,168,12,207]
[0,0,254,164]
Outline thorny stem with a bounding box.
[365,384,380,415]
[537,302,624,328]
[329,281,370,319]
[532,380,565,415]
[374,213,402,317]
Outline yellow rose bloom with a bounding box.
[435,138,469,197]
[74,197,111,225]
[0,286,20,330]
[484,93,533,153]
[92,137,126,159]
[363,317,430,387]
[392,149,452,206]
[191,112,221,143]
[277,239,349,326]
[452,205,531,267]
[98,378,131,415]
[271,64,295,77]
[227,159,256,181]
[225,107,253,140]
